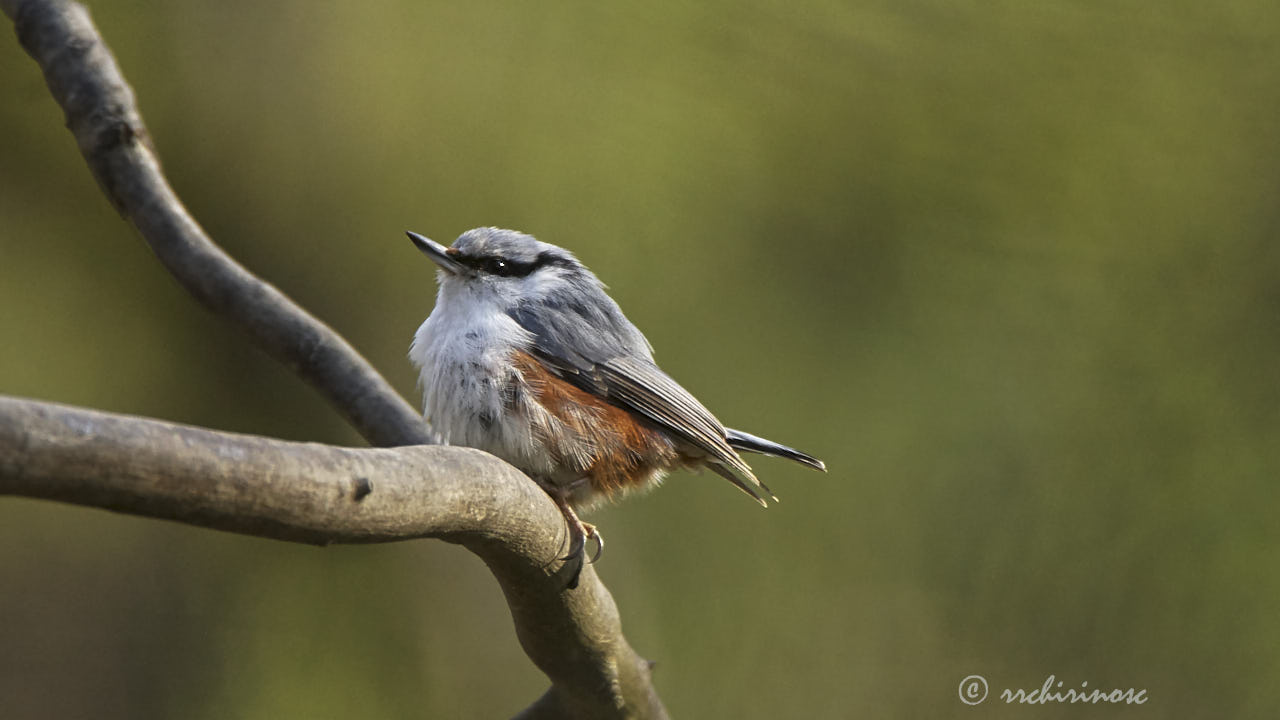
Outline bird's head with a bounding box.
[408,227,595,310]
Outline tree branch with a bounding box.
[2,1,669,717]
[0,396,667,718]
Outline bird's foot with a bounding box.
[548,492,603,589]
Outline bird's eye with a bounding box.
[486,258,509,275]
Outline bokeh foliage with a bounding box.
[2,1,1278,717]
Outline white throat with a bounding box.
[409,277,531,447]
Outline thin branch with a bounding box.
[0,396,667,718]
[3,0,429,448]
[2,1,670,717]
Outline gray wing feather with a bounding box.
[598,357,728,456]
[507,292,770,503]
[598,357,773,504]
[508,284,648,376]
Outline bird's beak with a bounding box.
[407,231,466,276]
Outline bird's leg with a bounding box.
[532,479,603,589]
[557,476,604,564]
[555,496,603,562]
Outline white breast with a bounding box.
[409,282,546,469]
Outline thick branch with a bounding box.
[0,395,667,719]
[3,0,430,448]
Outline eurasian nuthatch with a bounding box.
[408,228,825,585]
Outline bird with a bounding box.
[407,227,825,586]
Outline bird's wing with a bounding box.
[507,300,773,504]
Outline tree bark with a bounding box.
[1,1,669,717]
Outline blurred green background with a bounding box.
[2,0,1278,717]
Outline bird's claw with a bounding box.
[584,522,604,564]
[560,516,604,589]
[565,521,603,563]
[536,485,605,589]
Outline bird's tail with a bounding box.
[725,428,826,473]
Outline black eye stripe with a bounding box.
[453,249,574,278]
[457,253,541,278]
